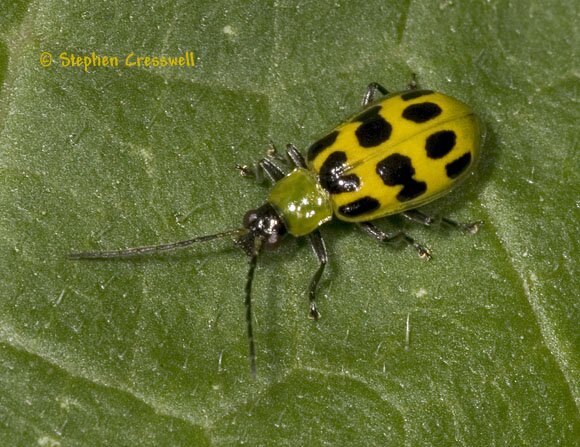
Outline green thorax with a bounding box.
[267,168,333,236]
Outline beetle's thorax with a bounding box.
[267,168,333,237]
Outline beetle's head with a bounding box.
[235,203,287,256]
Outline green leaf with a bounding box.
[1,1,578,445]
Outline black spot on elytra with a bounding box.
[446,152,472,178]
[402,102,442,123]
[338,196,380,218]
[319,151,360,194]
[425,130,456,159]
[307,130,339,162]
[400,90,435,101]
[354,106,392,148]
[376,154,415,185]
[376,153,427,202]
[399,181,428,201]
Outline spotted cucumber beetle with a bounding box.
[71,82,482,376]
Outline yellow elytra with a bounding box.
[306,90,482,222]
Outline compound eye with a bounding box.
[242,209,258,228]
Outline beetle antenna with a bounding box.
[69,228,245,259]
[245,237,263,378]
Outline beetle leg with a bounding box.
[358,221,431,260]
[236,156,285,185]
[285,143,307,169]
[407,73,418,90]
[362,83,390,106]
[238,142,309,184]
[236,139,291,184]
[306,230,328,320]
[401,209,436,226]
[259,158,285,183]
[403,209,482,235]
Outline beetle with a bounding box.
[71,82,482,376]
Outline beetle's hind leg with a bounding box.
[403,209,482,235]
[358,221,431,260]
